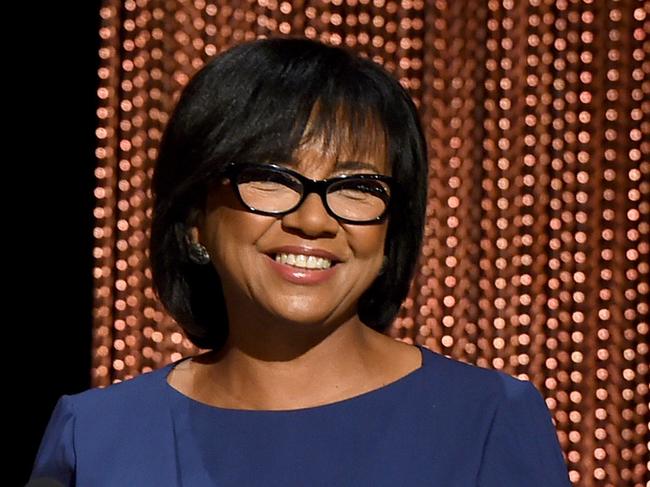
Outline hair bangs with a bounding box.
[294,97,389,171]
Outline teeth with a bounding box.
[274,253,332,269]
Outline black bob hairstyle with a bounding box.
[150,37,428,350]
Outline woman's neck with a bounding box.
[179,320,419,411]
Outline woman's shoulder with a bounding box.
[33,363,184,484]
[417,346,540,405]
[66,361,176,414]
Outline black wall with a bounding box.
[17,3,100,484]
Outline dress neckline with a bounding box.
[163,345,430,414]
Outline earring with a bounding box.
[188,241,211,265]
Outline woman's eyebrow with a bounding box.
[285,158,382,173]
[333,160,381,172]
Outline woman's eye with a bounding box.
[245,181,287,191]
[336,188,372,200]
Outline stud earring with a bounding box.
[188,241,211,265]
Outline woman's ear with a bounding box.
[185,215,211,265]
[187,225,201,244]
[183,208,211,265]
[186,208,205,243]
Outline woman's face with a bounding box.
[195,136,389,329]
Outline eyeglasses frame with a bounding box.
[222,162,394,225]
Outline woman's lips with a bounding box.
[266,254,338,285]
[265,245,341,263]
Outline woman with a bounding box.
[32,38,570,486]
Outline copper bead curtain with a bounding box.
[92,1,648,485]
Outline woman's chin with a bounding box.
[265,299,355,330]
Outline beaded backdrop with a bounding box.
[93,0,648,485]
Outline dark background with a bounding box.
[16,3,100,484]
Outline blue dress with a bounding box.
[32,346,571,486]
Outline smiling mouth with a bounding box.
[274,252,333,270]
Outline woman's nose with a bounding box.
[280,193,339,237]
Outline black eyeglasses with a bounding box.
[222,163,394,224]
